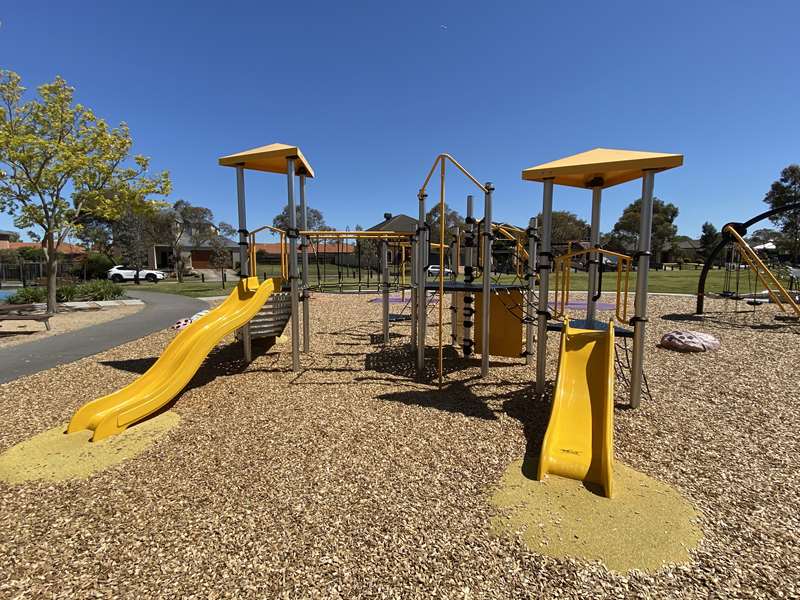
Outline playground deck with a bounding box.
[0,294,797,597]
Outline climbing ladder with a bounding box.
[724,225,800,317]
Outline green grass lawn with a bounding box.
[125,268,787,298]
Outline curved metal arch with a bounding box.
[695,201,800,314]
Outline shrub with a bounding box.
[84,252,115,280]
[73,280,125,301]
[56,284,79,302]
[7,286,47,304]
[16,246,46,262]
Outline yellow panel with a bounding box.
[218,143,315,177]
[474,290,524,358]
[521,147,682,189]
[67,277,277,442]
[537,320,615,498]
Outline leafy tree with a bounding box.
[16,245,46,262]
[699,221,721,263]
[763,165,800,262]
[425,203,464,245]
[150,200,214,282]
[208,222,237,288]
[0,70,170,311]
[114,204,161,283]
[5,231,20,242]
[609,198,679,262]
[536,211,590,247]
[273,204,326,231]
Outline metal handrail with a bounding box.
[248,224,287,280]
[724,225,800,316]
[552,248,633,324]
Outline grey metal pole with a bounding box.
[463,194,475,358]
[286,158,300,372]
[299,174,310,352]
[481,183,493,377]
[535,179,554,395]
[410,236,417,351]
[525,217,537,365]
[587,185,603,323]
[235,165,252,363]
[381,239,390,344]
[416,191,427,375]
[630,170,656,408]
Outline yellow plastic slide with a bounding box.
[537,319,615,498]
[68,277,277,442]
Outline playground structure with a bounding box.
[66,143,686,499]
[696,201,800,318]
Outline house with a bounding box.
[662,237,702,263]
[0,230,16,250]
[367,213,417,234]
[147,230,240,271]
[0,230,86,256]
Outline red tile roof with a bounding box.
[9,241,86,254]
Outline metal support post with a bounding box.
[286,158,300,372]
[235,165,252,363]
[630,170,656,408]
[300,174,310,352]
[381,239,390,344]
[535,179,554,395]
[481,183,493,377]
[525,216,538,365]
[410,236,417,351]
[587,185,603,323]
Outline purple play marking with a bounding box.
[565,301,616,310]
[369,296,411,304]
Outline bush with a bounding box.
[56,284,79,302]
[16,246,46,262]
[7,286,47,304]
[84,252,115,280]
[73,280,125,301]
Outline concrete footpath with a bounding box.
[0,290,206,384]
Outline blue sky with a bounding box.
[1,1,798,244]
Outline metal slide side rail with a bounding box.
[724,225,800,316]
[552,248,633,324]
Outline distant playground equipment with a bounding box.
[696,201,800,318]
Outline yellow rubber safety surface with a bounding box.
[538,320,615,498]
[491,459,702,573]
[0,412,180,483]
[66,277,277,442]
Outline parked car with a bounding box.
[426,265,454,277]
[107,265,167,283]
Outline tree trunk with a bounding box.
[176,251,184,283]
[45,233,58,314]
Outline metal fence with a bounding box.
[0,260,88,286]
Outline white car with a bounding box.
[426,265,454,277]
[107,265,167,283]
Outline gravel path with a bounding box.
[0,290,205,384]
[0,294,797,598]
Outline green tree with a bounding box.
[609,198,679,262]
[0,70,170,311]
[150,200,214,282]
[536,211,590,247]
[208,222,237,288]
[425,203,464,244]
[5,231,20,242]
[114,204,160,283]
[763,165,800,262]
[273,204,326,231]
[699,221,721,263]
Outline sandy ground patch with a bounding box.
[0,304,143,349]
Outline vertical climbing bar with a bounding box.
[481,183,493,377]
[381,239,390,344]
[286,157,300,372]
[630,170,655,408]
[299,174,310,352]
[235,165,252,363]
[416,190,428,376]
[587,185,603,322]
[525,216,537,365]
[463,195,475,358]
[410,235,417,352]
[535,179,554,395]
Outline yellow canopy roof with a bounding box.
[521,148,682,189]
[218,143,315,178]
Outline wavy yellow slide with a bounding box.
[68,277,277,442]
[537,319,615,498]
